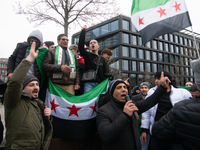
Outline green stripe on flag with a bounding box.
[48,78,109,103]
[131,0,171,15]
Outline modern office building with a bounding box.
[0,58,8,83]
[72,15,200,87]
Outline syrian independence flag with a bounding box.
[131,0,192,45]
[45,78,109,140]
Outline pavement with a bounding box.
[0,104,5,148]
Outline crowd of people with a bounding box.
[0,25,200,150]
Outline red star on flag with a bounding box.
[90,101,97,115]
[50,98,60,113]
[67,104,82,117]
[139,17,144,25]
[157,7,166,17]
[173,1,181,12]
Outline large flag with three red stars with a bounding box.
[131,0,192,45]
[45,78,109,139]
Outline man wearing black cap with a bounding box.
[96,72,170,150]
[141,71,191,150]
[4,42,53,150]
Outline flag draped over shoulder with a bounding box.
[45,78,109,139]
[131,0,192,45]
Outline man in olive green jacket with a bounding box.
[4,42,53,150]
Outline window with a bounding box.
[122,46,129,57]
[122,60,129,71]
[180,47,184,54]
[185,57,188,65]
[122,20,130,30]
[152,40,157,49]
[175,55,179,63]
[170,44,174,53]
[175,35,179,43]
[101,24,109,35]
[158,42,163,50]
[130,74,137,85]
[122,73,129,81]
[92,28,100,37]
[132,61,137,71]
[146,63,151,72]
[158,53,163,62]
[175,46,179,53]
[131,23,137,32]
[164,34,168,40]
[131,48,137,58]
[185,48,188,55]
[122,33,129,44]
[170,55,175,63]
[138,74,144,83]
[138,37,142,46]
[140,62,144,72]
[152,63,157,73]
[193,50,197,58]
[132,35,137,45]
[164,54,169,63]
[165,65,170,72]
[146,50,151,60]
[184,38,188,46]
[145,41,151,48]
[165,43,169,52]
[152,52,157,61]
[110,60,119,73]
[158,64,164,71]
[180,57,184,65]
[180,37,183,44]
[110,47,119,59]
[170,66,175,74]
[139,49,144,59]
[111,20,118,32]
[169,34,174,42]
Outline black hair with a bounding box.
[57,34,67,41]
[190,85,199,92]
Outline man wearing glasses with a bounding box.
[43,34,80,95]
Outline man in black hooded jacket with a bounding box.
[96,72,170,150]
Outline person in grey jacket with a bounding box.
[4,42,53,150]
[96,72,170,150]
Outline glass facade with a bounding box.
[72,15,199,86]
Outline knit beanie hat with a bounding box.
[23,74,39,89]
[140,82,150,89]
[109,79,127,96]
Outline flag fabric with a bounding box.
[45,78,109,139]
[131,0,192,45]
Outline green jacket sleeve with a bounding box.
[4,59,32,108]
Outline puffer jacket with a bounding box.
[7,30,45,81]
[42,47,80,86]
[152,97,200,150]
[4,59,53,150]
[141,85,192,134]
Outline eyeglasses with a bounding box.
[61,38,69,41]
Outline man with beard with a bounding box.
[96,72,170,150]
[131,82,151,150]
[4,42,53,150]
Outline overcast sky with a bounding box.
[0,0,199,58]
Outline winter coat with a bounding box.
[78,29,112,83]
[96,85,167,150]
[42,48,80,86]
[7,30,45,81]
[141,85,192,134]
[4,59,53,150]
[152,97,200,150]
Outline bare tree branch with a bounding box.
[14,0,120,36]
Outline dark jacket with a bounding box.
[7,30,45,82]
[4,59,53,150]
[96,85,167,150]
[42,48,80,86]
[152,97,200,150]
[78,29,112,83]
[131,93,143,102]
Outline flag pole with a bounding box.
[190,26,200,58]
